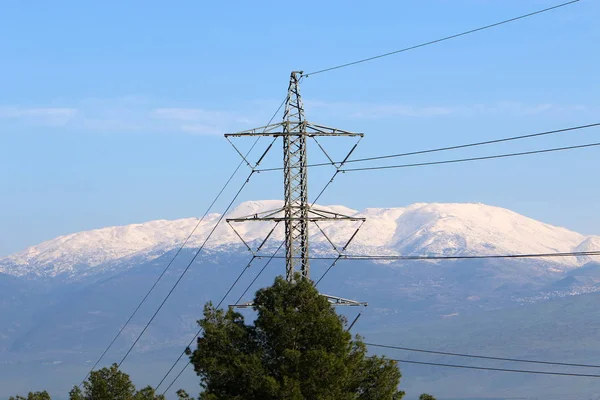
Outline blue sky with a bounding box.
[1,0,599,256]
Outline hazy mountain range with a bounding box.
[2,201,600,400]
[3,200,599,279]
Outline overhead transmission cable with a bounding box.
[154,255,259,392]
[255,122,600,172]
[366,342,600,369]
[312,251,600,285]
[116,172,254,368]
[146,0,584,387]
[234,241,286,305]
[158,165,344,393]
[270,250,600,262]
[340,142,600,173]
[302,0,580,77]
[342,122,600,165]
[382,358,600,379]
[159,246,600,392]
[153,94,294,393]
[157,244,600,392]
[156,248,285,395]
[79,102,285,386]
[157,243,288,394]
[115,97,287,369]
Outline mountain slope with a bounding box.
[1,201,598,278]
[1,201,600,399]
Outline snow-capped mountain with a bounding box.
[2,201,600,399]
[1,201,598,278]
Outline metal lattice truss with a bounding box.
[234,294,366,309]
[224,71,366,307]
[226,207,365,257]
[225,122,363,171]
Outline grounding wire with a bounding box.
[366,342,600,369]
[115,96,287,370]
[154,255,260,392]
[159,178,340,395]
[153,96,289,393]
[268,250,600,261]
[234,240,286,305]
[159,171,341,395]
[117,170,255,368]
[383,357,600,378]
[311,250,600,286]
[342,122,600,165]
[340,142,600,173]
[78,103,284,386]
[255,122,600,172]
[160,246,600,392]
[302,0,579,77]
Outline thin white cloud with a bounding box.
[153,107,260,135]
[0,101,261,135]
[152,108,227,135]
[351,104,454,118]
[0,107,76,126]
[306,100,454,119]
[153,108,229,122]
[1,99,595,134]
[306,100,596,120]
[179,124,222,135]
[468,101,592,116]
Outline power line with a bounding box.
[117,171,254,368]
[367,343,600,369]
[80,133,265,386]
[315,255,343,286]
[152,251,600,391]
[234,241,286,305]
[311,250,600,286]
[268,250,600,261]
[343,122,600,165]
[155,256,259,392]
[158,161,355,393]
[149,0,587,381]
[151,94,292,392]
[303,0,580,77]
[383,357,600,379]
[115,97,287,369]
[255,122,600,172]
[158,170,350,393]
[340,142,600,173]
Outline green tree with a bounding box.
[134,386,165,400]
[187,275,405,399]
[68,386,83,400]
[69,364,165,400]
[9,391,51,400]
[419,395,436,400]
[176,390,192,399]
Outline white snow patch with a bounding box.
[1,200,598,278]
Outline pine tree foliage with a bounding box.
[9,391,51,400]
[187,275,405,400]
[68,363,165,400]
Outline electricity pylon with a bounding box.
[225,71,367,307]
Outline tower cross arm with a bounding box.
[226,216,365,223]
[224,122,364,138]
[306,122,364,137]
[224,122,285,137]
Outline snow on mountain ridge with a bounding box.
[1,201,598,278]
[0,216,215,277]
[384,203,585,256]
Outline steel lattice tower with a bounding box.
[225,71,367,305]
[282,72,310,280]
